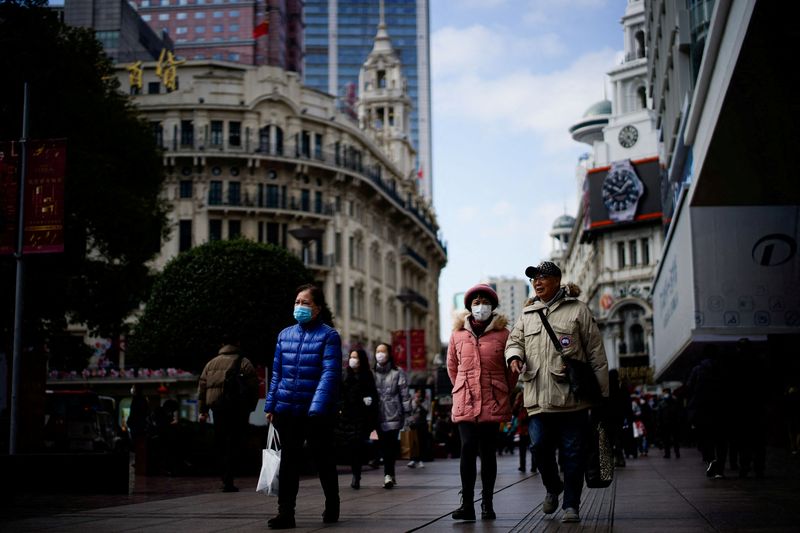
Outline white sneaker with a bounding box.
[407,460,417,468]
[417,461,425,468]
[383,474,394,488]
[391,475,397,486]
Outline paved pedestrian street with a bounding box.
[2,447,799,532]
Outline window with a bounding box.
[148,81,160,94]
[301,189,310,211]
[210,120,223,146]
[228,219,241,239]
[180,120,193,146]
[209,180,222,205]
[213,10,224,17]
[209,219,222,241]
[641,238,650,265]
[257,221,264,242]
[228,52,239,61]
[179,220,192,251]
[142,15,151,21]
[228,181,241,205]
[176,13,187,20]
[229,24,239,32]
[151,122,163,146]
[629,240,638,266]
[212,25,223,33]
[314,191,323,214]
[179,180,193,198]
[266,184,279,208]
[617,241,626,268]
[266,222,280,245]
[314,133,323,159]
[377,69,386,88]
[176,27,188,35]
[228,121,241,146]
[195,26,205,33]
[630,324,645,353]
[335,283,342,315]
[158,14,170,21]
[335,232,342,265]
[229,10,239,17]
[160,0,169,6]
[195,12,205,19]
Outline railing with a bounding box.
[402,245,428,269]
[206,195,335,217]
[161,138,446,253]
[398,287,429,310]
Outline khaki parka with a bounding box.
[504,285,609,416]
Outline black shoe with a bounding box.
[267,514,295,529]
[452,505,476,521]
[351,476,360,490]
[322,501,340,524]
[481,502,496,520]
[518,466,525,472]
[221,484,239,493]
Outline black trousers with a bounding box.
[458,422,499,501]
[272,413,339,516]
[211,408,248,488]
[377,428,400,476]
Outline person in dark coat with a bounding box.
[657,388,683,459]
[264,284,342,529]
[338,348,378,489]
[607,370,630,467]
[686,345,727,478]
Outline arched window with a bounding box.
[635,30,645,59]
[630,324,645,353]
[637,86,647,110]
[372,290,383,326]
[385,253,396,288]
[371,243,382,280]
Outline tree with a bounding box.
[0,1,168,364]
[127,240,314,372]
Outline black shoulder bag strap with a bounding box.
[534,308,563,354]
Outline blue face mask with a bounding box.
[293,305,313,324]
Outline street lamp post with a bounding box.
[288,226,325,266]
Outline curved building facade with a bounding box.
[114,59,446,372]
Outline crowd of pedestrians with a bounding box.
[121,267,798,530]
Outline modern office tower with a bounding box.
[62,0,172,63]
[130,0,303,73]
[304,0,433,202]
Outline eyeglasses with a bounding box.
[530,274,554,282]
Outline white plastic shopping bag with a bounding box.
[256,424,281,496]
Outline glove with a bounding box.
[363,397,373,406]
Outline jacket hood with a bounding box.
[523,282,582,308]
[452,308,509,332]
[218,344,240,356]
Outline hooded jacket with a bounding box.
[264,321,342,417]
[448,310,516,423]
[505,284,609,416]
[197,345,259,415]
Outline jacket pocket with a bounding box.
[489,378,509,415]
[451,377,470,417]
[548,368,570,407]
[552,323,579,358]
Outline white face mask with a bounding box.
[471,304,492,322]
[376,351,388,364]
[348,358,359,369]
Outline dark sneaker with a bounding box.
[561,507,580,523]
[267,514,296,529]
[480,502,496,520]
[221,485,239,493]
[322,502,339,524]
[706,460,718,478]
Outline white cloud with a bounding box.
[433,47,616,152]
[522,0,610,26]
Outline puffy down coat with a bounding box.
[264,321,342,417]
[447,311,516,423]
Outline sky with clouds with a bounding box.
[430,0,626,341]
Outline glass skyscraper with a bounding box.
[304,0,432,201]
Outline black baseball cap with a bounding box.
[525,261,562,279]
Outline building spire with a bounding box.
[372,0,393,54]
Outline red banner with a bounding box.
[0,142,19,254]
[0,139,66,255]
[391,329,426,370]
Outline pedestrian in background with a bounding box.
[374,342,411,488]
[657,387,682,459]
[338,348,378,489]
[407,388,429,468]
[686,345,727,479]
[197,338,259,492]
[506,262,609,524]
[264,284,342,529]
[512,393,536,473]
[448,283,516,521]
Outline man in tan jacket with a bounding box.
[506,261,608,524]
[198,340,259,492]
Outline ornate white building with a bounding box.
[555,0,663,380]
[115,18,446,374]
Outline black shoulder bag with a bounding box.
[534,309,601,403]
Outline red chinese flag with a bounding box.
[253,20,269,39]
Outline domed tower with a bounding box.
[568,99,612,146]
[357,1,415,179]
[549,214,576,263]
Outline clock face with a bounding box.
[602,165,643,217]
[618,125,638,148]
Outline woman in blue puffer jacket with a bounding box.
[265,284,342,530]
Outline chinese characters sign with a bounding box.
[0,139,66,254]
[391,329,427,371]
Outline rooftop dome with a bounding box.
[582,99,612,118]
[552,214,576,230]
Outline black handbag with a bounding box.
[534,309,602,403]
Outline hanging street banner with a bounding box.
[391,329,427,370]
[0,139,66,255]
